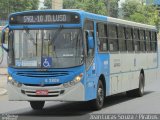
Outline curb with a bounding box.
[0,74,7,76]
[0,88,7,96]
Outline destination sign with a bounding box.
[9,12,80,24]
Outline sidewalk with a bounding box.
[0,67,7,75]
[0,67,7,96]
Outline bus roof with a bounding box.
[9,9,156,30]
[79,10,156,30]
[107,17,156,30]
[67,9,156,30]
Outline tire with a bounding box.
[30,101,45,110]
[126,73,144,97]
[90,80,105,110]
[134,73,144,97]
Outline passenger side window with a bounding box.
[108,24,118,52]
[145,31,151,52]
[125,27,133,52]
[151,31,157,52]
[97,23,108,52]
[118,26,126,51]
[139,30,145,52]
[133,29,140,52]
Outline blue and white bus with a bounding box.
[1,10,158,110]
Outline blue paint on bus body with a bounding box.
[7,9,110,101]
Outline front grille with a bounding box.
[27,95,59,97]
[23,84,61,87]
[21,89,65,97]
[16,71,69,77]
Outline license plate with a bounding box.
[36,90,48,95]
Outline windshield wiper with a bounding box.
[49,26,63,47]
[50,26,63,60]
[36,33,38,56]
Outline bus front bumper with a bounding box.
[7,82,85,101]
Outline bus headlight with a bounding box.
[8,75,22,87]
[8,75,13,81]
[63,73,83,88]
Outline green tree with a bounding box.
[129,13,146,23]
[43,0,120,17]
[64,0,120,16]
[63,0,107,15]
[104,0,119,17]
[109,0,119,17]
[43,0,52,9]
[121,0,141,19]
[0,0,39,20]
[63,0,76,9]
[121,0,159,27]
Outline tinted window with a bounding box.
[84,20,94,31]
[125,27,133,52]
[145,31,151,52]
[133,28,140,52]
[139,30,145,51]
[118,26,126,51]
[151,31,157,52]
[108,24,118,52]
[108,24,117,38]
[97,23,108,52]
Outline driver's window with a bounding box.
[8,30,14,66]
[84,20,94,69]
[5,29,9,44]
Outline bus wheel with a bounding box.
[30,101,45,110]
[135,73,144,97]
[91,80,104,110]
[126,73,144,97]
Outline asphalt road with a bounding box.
[0,69,160,120]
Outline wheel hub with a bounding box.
[98,87,104,105]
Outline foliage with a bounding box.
[121,0,160,27]
[121,0,140,19]
[63,0,77,9]
[0,0,39,19]
[63,0,107,15]
[104,0,119,17]
[43,0,52,9]
[110,0,119,17]
[44,0,119,16]
[129,13,146,24]
[42,0,160,28]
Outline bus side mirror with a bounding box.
[1,25,9,52]
[85,30,94,49]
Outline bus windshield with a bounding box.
[10,28,83,68]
